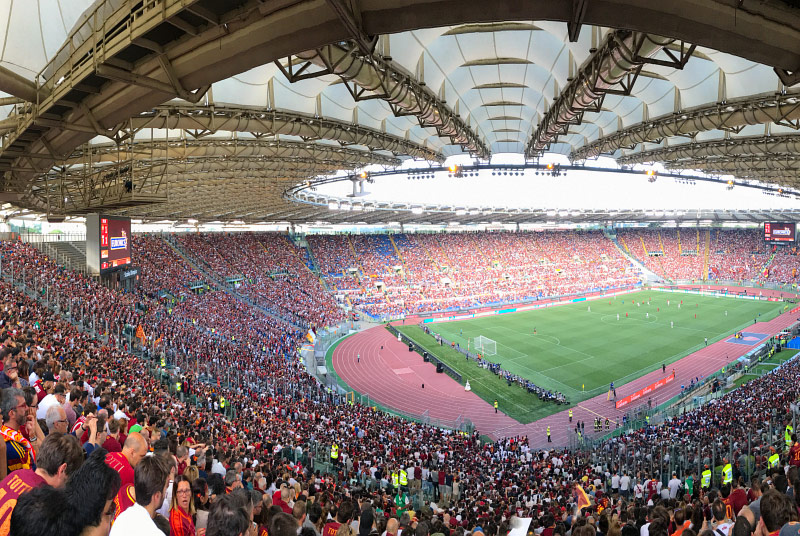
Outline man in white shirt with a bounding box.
[668,473,682,499]
[110,454,171,536]
[611,472,621,496]
[620,473,631,499]
[37,383,67,420]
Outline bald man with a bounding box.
[386,518,399,536]
[105,432,149,519]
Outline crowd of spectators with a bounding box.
[0,235,798,536]
[617,229,782,284]
[310,231,642,318]
[160,233,345,329]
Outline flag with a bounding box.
[574,484,592,512]
[154,335,163,346]
[306,328,316,344]
[135,325,145,342]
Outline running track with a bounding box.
[332,287,799,448]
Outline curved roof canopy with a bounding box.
[0,0,798,223]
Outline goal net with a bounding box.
[474,336,497,356]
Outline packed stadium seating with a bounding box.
[0,232,797,536]
[310,231,642,317]
[169,233,345,328]
[616,229,792,285]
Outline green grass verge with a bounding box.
[731,374,759,389]
[398,290,786,424]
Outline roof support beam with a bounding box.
[616,134,800,164]
[567,0,589,42]
[279,42,490,158]
[570,93,800,161]
[324,0,377,55]
[0,65,41,103]
[664,154,800,172]
[526,30,694,157]
[129,104,442,161]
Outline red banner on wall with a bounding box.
[615,372,675,409]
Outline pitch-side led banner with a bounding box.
[615,372,675,409]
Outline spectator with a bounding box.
[169,475,196,536]
[207,491,252,536]
[45,405,69,436]
[64,447,122,536]
[37,383,66,420]
[757,490,797,536]
[110,454,172,536]
[0,433,82,530]
[0,388,39,473]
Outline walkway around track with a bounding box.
[331,287,799,447]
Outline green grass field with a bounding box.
[397,290,786,423]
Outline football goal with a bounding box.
[474,335,497,356]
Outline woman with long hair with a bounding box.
[169,475,196,536]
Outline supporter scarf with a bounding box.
[0,425,35,465]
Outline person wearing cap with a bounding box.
[37,382,67,420]
[33,370,56,402]
[702,464,712,490]
[722,458,733,486]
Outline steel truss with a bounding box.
[526,30,694,157]
[23,138,391,216]
[570,93,800,162]
[277,41,490,159]
[127,104,442,161]
[616,134,800,165]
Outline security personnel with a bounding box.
[547,426,551,443]
[605,418,610,431]
[645,415,650,426]
[786,423,794,449]
[768,448,781,469]
[569,409,573,422]
[160,356,166,368]
[722,458,732,485]
[391,469,399,491]
[399,466,408,491]
[220,396,226,410]
[494,400,498,414]
[701,465,712,489]
[330,442,339,466]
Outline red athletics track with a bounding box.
[332,287,799,447]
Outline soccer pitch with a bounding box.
[396,290,785,423]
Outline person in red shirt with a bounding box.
[789,434,800,467]
[323,499,355,536]
[105,432,148,519]
[169,475,196,536]
[273,485,293,514]
[727,478,748,516]
[0,433,83,536]
[101,419,123,453]
[646,476,659,502]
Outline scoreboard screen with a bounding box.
[86,214,132,275]
[764,222,796,243]
[99,217,132,272]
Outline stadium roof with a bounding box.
[0,0,799,223]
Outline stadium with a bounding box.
[0,1,800,536]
